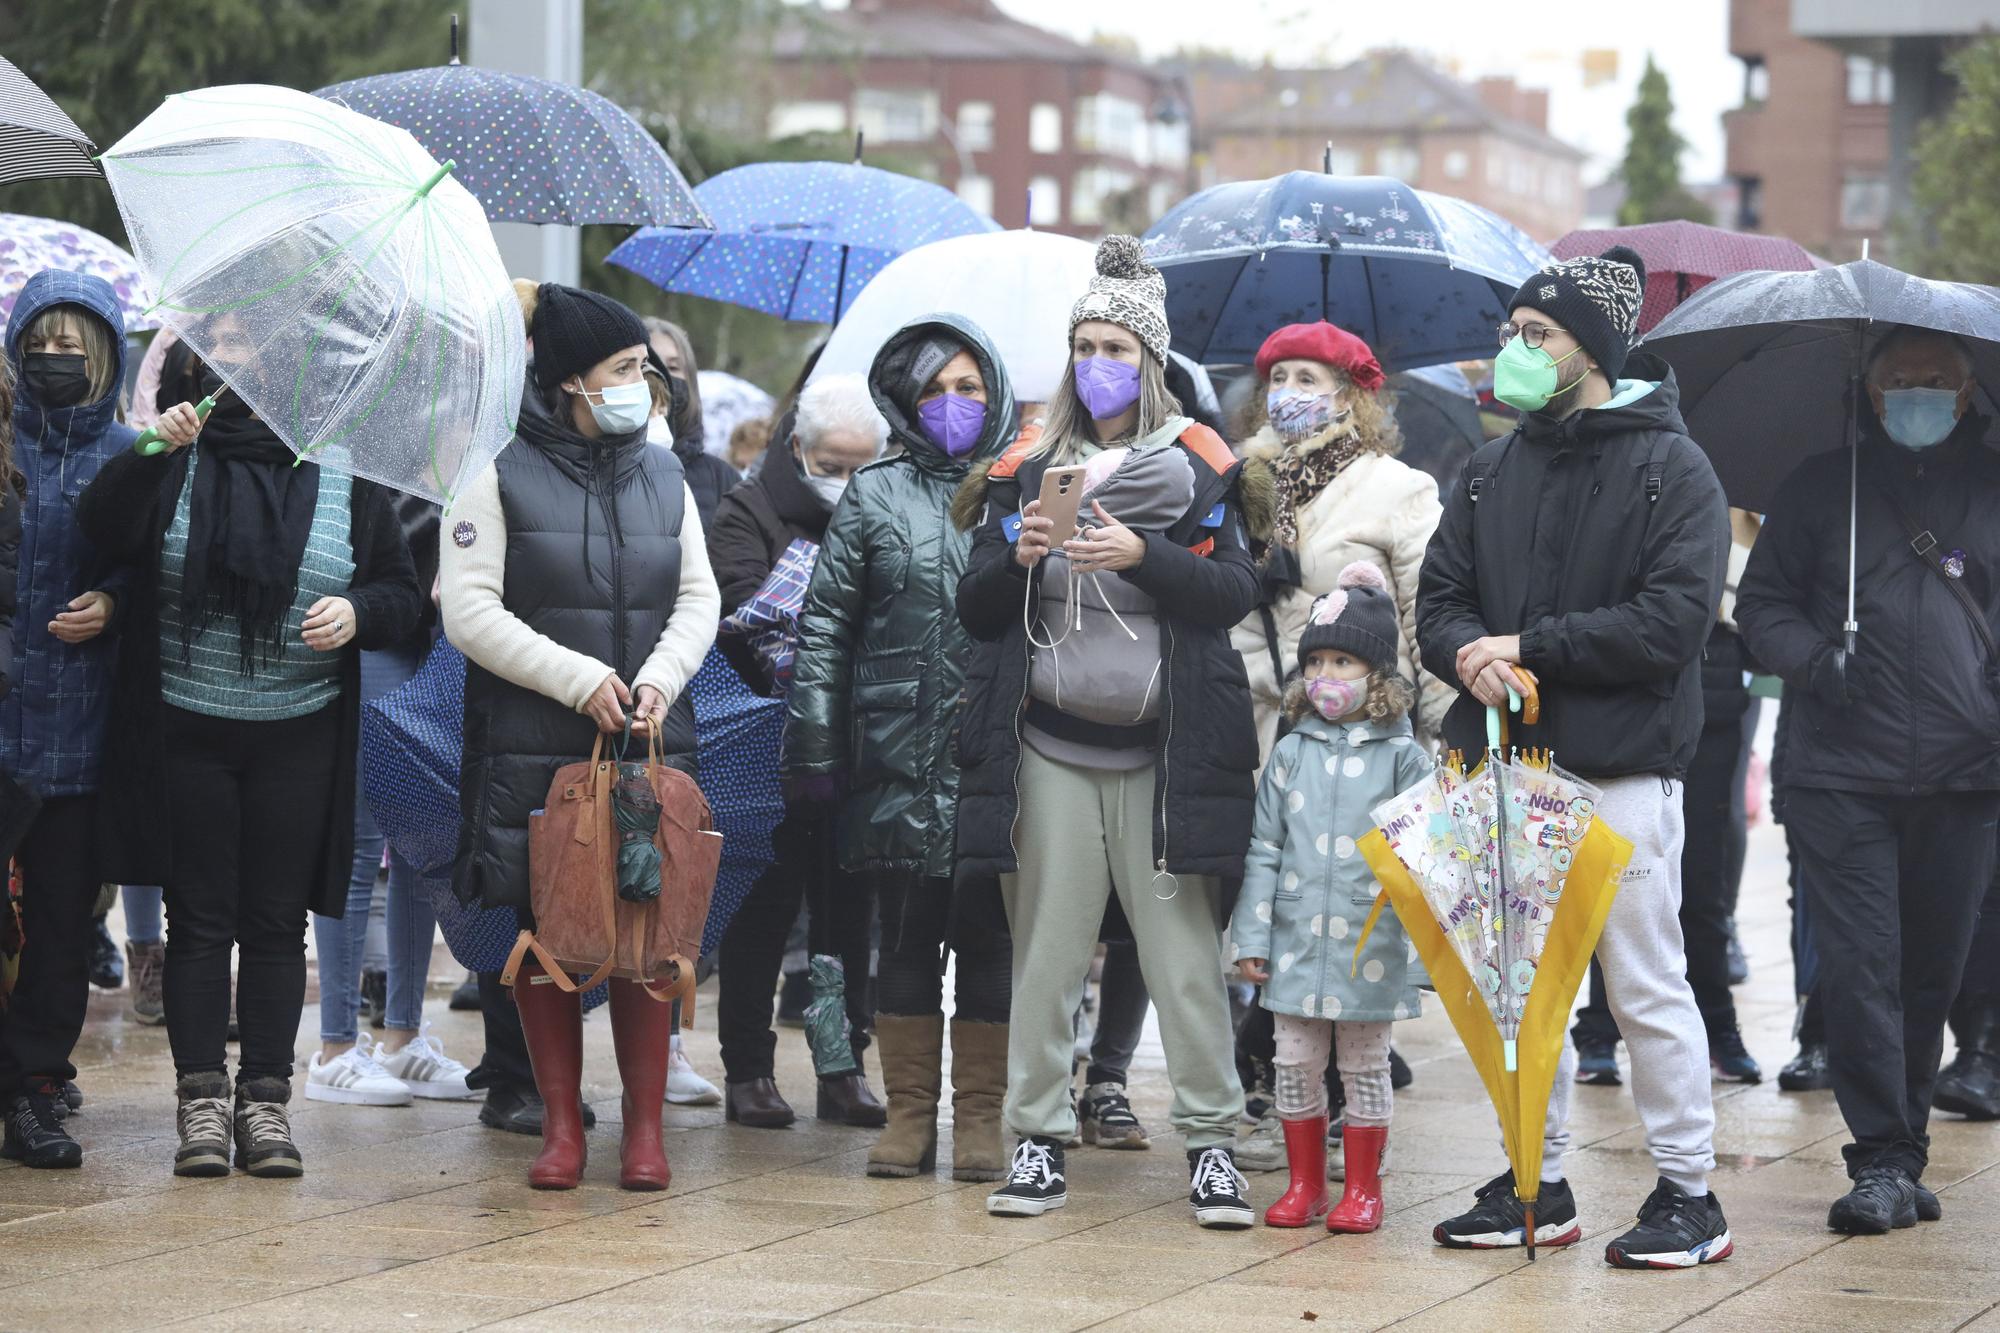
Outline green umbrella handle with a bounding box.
[133,395,215,456]
[1484,686,1523,752]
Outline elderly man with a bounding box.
[1737,325,2000,1235]
[1418,247,1733,1269]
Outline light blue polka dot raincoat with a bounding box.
[1229,710,1433,1022]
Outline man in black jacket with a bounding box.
[1417,247,1734,1269]
[1737,325,2000,1235]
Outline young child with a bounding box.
[1229,561,1432,1232]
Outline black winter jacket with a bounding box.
[953,424,1262,885]
[1737,416,2000,796]
[76,446,421,917]
[677,439,739,533]
[709,411,824,693]
[454,389,700,915]
[1416,356,1729,780]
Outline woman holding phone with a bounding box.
[952,236,1269,1229]
[785,315,1017,1185]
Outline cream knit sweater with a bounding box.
[440,463,720,713]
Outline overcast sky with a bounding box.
[986,0,1739,185]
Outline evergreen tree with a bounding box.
[1900,35,2000,283]
[1617,56,1714,227]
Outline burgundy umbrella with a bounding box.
[1553,220,1819,334]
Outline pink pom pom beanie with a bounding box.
[1297,561,1397,672]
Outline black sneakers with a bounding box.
[988,1138,1067,1216]
[1187,1145,1254,1229]
[174,1073,234,1178]
[2,1080,82,1169]
[1710,1029,1763,1084]
[1575,1037,1621,1086]
[1435,1170,1581,1249]
[1079,1081,1150,1149]
[479,1085,597,1134]
[1777,1043,1831,1092]
[1604,1178,1734,1268]
[233,1077,304,1178]
[1828,1166,1919,1234]
[88,920,124,990]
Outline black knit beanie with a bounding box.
[1508,245,1647,383]
[527,282,649,391]
[1297,561,1399,673]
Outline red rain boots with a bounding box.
[1327,1124,1387,1233]
[608,980,674,1191]
[1263,1115,1331,1227]
[512,963,586,1190]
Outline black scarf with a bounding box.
[178,406,320,673]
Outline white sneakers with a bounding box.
[304,1034,413,1106]
[376,1023,476,1100]
[666,1034,722,1106]
[304,1027,475,1105]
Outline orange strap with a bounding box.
[1177,421,1235,477]
[986,422,1043,479]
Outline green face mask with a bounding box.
[1494,335,1584,413]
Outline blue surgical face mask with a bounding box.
[1881,387,1962,450]
[573,378,652,435]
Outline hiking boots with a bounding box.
[1603,1178,1733,1268]
[1079,1080,1150,1149]
[126,940,166,1025]
[1828,1166,1919,1235]
[2,1080,82,1168]
[988,1138,1067,1216]
[173,1073,233,1178]
[234,1077,303,1177]
[1435,1170,1581,1250]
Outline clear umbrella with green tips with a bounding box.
[102,84,524,505]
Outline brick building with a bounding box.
[763,0,1192,236]
[1185,51,1587,241]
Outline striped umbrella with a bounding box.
[0,55,97,185]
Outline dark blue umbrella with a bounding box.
[1141,172,1549,371]
[315,18,707,227]
[688,647,787,956]
[607,157,999,324]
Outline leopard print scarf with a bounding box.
[1271,434,1364,550]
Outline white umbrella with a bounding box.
[809,230,1096,404]
[696,369,775,459]
[101,84,524,505]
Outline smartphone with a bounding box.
[1036,464,1090,542]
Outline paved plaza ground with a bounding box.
[4,813,2000,1331]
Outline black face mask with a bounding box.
[22,353,92,409]
[196,365,252,419]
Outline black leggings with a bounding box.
[162,703,340,1081]
[0,797,100,1094]
[876,872,1009,1023]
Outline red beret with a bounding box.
[1254,321,1385,392]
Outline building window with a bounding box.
[955,101,994,153]
[1735,175,1763,230]
[1029,175,1062,226]
[1741,56,1769,105]
[768,100,846,140]
[1847,55,1893,106]
[1071,165,1135,226]
[1076,94,1149,163]
[1151,117,1190,169]
[956,173,994,218]
[1486,151,1505,187]
[1376,144,1420,180]
[1325,146,1361,175]
[1841,173,1890,231]
[854,87,937,144]
[1443,150,1470,180]
[1030,102,1063,154]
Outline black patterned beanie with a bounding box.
[1509,245,1647,382]
[1069,234,1171,363]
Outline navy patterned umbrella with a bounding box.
[315,18,708,228]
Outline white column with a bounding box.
[471,0,583,286]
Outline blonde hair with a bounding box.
[1282,669,1415,726]
[1034,350,1182,461]
[24,305,120,405]
[1236,366,1403,457]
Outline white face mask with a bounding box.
[801,447,849,510]
[645,414,675,448]
[570,378,651,435]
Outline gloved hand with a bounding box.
[783,771,847,807]
[1809,646,1851,708]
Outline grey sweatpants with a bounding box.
[1001,746,1244,1149]
[1538,775,1717,1196]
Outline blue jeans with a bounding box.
[121,885,164,944]
[312,643,435,1042]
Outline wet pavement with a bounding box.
[4,814,1999,1331]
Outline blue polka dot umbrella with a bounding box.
[315,20,708,229]
[607,159,1000,324]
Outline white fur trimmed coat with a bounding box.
[1229,423,1452,763]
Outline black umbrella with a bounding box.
[1643,255,2000,651]
[1390,362,1486,498]
[315,15,708,228]
[0,54,97,185]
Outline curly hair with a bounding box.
[1282,668,1416,726]
[1234,366,1404,458]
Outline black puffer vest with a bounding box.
[455,394,697,915]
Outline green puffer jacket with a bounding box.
[785,314,1016,877]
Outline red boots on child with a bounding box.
[1327,1124,1387,1232]
[1264,1116,1387,1232]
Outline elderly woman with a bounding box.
[710,372,888,1129]
[953,236,1266,1229]
[1229,322,1448,758]
[786,318,1017,1184]
[643,316,738,527]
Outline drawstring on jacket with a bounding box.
[1021,555,1159,722]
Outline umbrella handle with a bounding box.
[133,395,215,456]
[1483,669,1542,751]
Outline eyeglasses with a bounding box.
[1497,321,1569,350]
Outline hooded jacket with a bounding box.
[445,374,720,914]
[785,315,1016,879]
[1738,413,2000,795]
[1,272,138,798]
[1415,355,1728,781]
